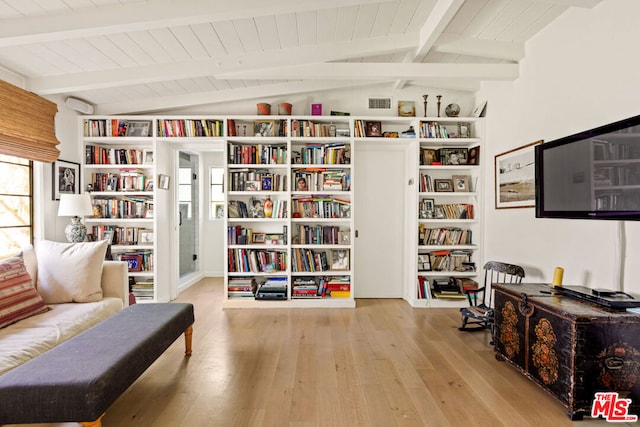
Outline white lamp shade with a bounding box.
[58,193,93,217]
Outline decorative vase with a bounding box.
[65,216,87,243]
[445,103,460,117]
[264,196,273,218]
[257,103,271,115]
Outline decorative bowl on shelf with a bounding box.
[445,103,460,117]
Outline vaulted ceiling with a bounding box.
[0,0,600,115]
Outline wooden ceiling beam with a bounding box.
[29,34,416,94]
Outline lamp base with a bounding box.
[65,216,87,243]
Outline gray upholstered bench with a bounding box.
[0,302,194,427]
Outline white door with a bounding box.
[354,143,407,298]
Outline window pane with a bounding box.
[0,163,30,195]
[210,168,224,184]
[179,168,191,185]
[0,195,31,227]
[0,227,31,259]
[211,185,223,201]
[179,185,191,202]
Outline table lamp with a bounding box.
[58,193,93,242]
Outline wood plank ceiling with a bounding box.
[0,0,601,114]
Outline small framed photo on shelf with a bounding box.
[330,249,350,271]
[121,254,143,272]
[125,121,151,137]
[453,175,470,192]
[421,148,439,165]
[467,146,480,165]
[52,159,80,200]
[253,120,275,137]
[365,121,382,137]
[139,231,154,244]
[439,148,468,165]
[102,229,114,244]
[418,254,431,271]
[434,205,445,219]
[142,149,154,164]
[245,180,260,191]
[457,122,471,138]
[338,231,351,245]
[265,233,284,245]
[434,179,453,192]
[252,233,266,244]
[261,176,273,191]
[398,100,416,117]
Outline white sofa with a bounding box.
[0,244,128,376]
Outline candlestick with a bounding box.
[552,267,564,287]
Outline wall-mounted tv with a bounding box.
[535,114,640,220]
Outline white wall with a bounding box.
[479,0,640,293]
[200,151,225,276]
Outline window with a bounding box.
[210,167,224,219]
[178,168,192,219]
[0,155,32,258]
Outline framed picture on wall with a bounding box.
[52,159,80,201]
[495,140,543,209]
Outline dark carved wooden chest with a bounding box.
[493,283,640,420]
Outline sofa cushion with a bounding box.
[0,257,49,329]
[35,240,108,304]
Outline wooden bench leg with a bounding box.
[80,413,104,427]
[184,325,193,356]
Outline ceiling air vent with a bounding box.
[368,97,392,110]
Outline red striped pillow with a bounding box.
[0,257,49,329]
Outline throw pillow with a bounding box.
[0,257,49,329]
[35,239,108,304]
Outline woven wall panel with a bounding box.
[0,80,60,162]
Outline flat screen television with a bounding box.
[535,114,640,220]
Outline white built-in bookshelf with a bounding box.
[79,114,483,308]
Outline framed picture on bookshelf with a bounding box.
[252,233,266,244]
[421,148,439,165]
[51,159,80,200]
[140,231,154,244]
[398,100,416,117]
[425,198,435,212]
[121,254,143,272]
[365,121,382,137]
[142,149,154,164]
[330,249,350,271]
[495,140,542,209]
[253,120,275,137]
[468,146,480,165]
[245,180,260,191]
[265,233,284,244]
[125,121,151,137]
[434,179,453,192]
[418,254,431,271]
[338,231,351,245]
[439,148,468,165]
[457,122,471,138]
[261,176,273,191]
[453,175,470,192]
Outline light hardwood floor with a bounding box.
[13,278,635,427]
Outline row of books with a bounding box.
[435,203,474,220]
[291,196,350,219]
[291,143,350,165]
[425,250,474,272]
[592,139,640,161]
[83,119,132,137]
[420,121,453,139]
[293,224,349,245]
[227,277,257,299]
[290,120,336,137]
[292,169,350,192]
[91,196,153,219]
[255,277,288,300]
[228,170,287,192]
[418,226,472,246]
[85,145,150,165]
[89,171,151,192]
[228,248,287,273]
[227,119,287,137]
[292,276,350,298]
[292,248,329,272]
[157,119,223,137]
[228,143,287,165]
[417,276,479,300]
[130,279,154,300]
